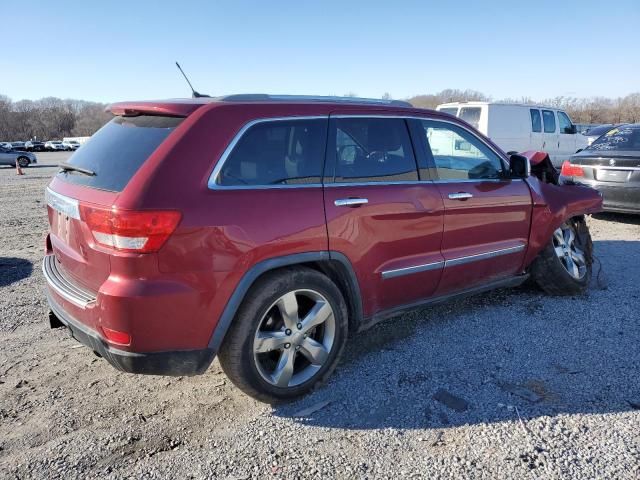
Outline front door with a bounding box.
[323,115,445,317]
[416,119,532,296]
[542,109,560,165]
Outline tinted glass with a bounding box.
[421,120,503,180]
[530,109,542,132]
[218,119,326,186]
[587,125,616,137]
[588,125,640,151]
[439,107,458,116]
[56,115,181,192]
[558,111,573,134]
[332,118,417,183]
[458,107,481,129]
[542,110,556,133]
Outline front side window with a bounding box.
[558,111,573,134]
[332,118,418,183]
[542,110,556,133]
[458,107,481,129]
[421,120,503,180]
[530,109,542,133]
[218,119,326,186]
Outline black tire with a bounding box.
[530,216,592,296]
[218,267,349,403]
[17,157,30,168]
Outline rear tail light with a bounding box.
[101,326,131,346]
[560,161,585,177]
[79,205,181,253]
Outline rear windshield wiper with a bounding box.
[59,162,96,176]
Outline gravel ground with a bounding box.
[1,152,639,479]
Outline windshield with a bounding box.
[588,125,640,152]
[56,115,182,192]
[439,107,458,116]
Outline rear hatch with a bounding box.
[46,114,184,292]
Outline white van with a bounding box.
[435,102,588,166]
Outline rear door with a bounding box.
[323,115,444,317]
[416,118,532,295]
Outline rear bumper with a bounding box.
[47,294,214,376]
[561,177,640,214]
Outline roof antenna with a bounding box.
[175,62,210,98]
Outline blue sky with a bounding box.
[3,0,639,103]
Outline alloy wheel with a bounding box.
[253,289,336,388]
[552,222,587,280]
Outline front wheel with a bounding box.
[17,157,30,168]
[530,217,592,295]
[218,267,348,403]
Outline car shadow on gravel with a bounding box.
[272,239,640,430]
[593,212,640,225]
[0,257,33,287]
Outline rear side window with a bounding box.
[332,118,418,183]
[530,109,542,132]
[56,115,182,192]
[217,119,326,186]
[458,107,481,129]
[542,110,556,133]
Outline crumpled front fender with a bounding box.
[523,176,603,267]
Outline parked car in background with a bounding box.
[561,124,640,214]
[0,142,13,150]
[43,95,602,402]
[436,102,588,166]
[0,145,37,167]
[62,140,81,151]
[45,141,66,151]
[25,140,46,152]
[11,141,27,151]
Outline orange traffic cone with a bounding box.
[16,161,24,175]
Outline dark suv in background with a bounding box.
[43,95,601,402]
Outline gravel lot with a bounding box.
[1,152,639,479]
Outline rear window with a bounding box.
[458,107,481,129]
[56,115,182,192]
[588,125,640,151]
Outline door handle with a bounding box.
[334,198,368,207]
[448,192,473,200]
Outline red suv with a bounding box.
[43,95,602,402]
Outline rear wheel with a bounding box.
[531,217,592,295]
[17,157,30,168]
[218,267,348,403]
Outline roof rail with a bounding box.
[217,94,412,107]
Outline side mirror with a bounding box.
[564,125,577,134]
[508,154,530,178]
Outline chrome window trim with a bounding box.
[331,114,510,168]
[445,244,526,268]
[207,114,512,191]
[380,243,526,279]
[207,116,328,190]
[45,187,80,220]
[381,260,444,279]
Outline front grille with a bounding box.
[42,255,96,308]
